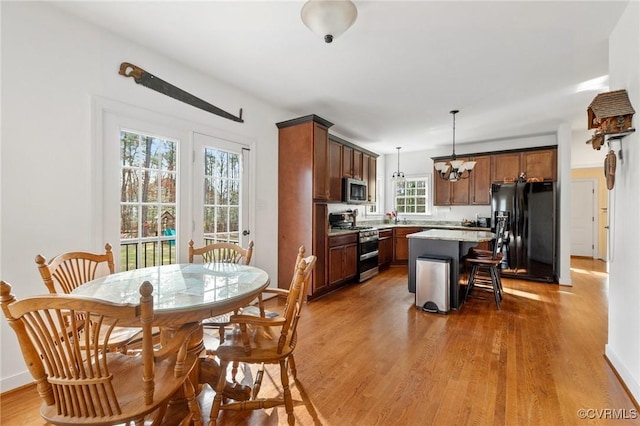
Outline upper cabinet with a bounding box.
[491,148,557,182]
[433,157,471,206]
[329,134,379,204]
[433,146,557,206]
[470,155,491,205]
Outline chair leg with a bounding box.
[490,266,501,310]
[465,264,477,300]
[288,354,297,379]
[209,359,229,425]
[183,377,203,426]
[280,358,295,426]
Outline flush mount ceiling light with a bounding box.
[301,0,358,43]
[392,147,405,182]
[434,110,476,182]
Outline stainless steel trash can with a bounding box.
[415,256,451,314]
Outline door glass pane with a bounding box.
[119,130,178,270]
[203,147,241,245]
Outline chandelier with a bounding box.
[434,110,476,182]
[301,0,358,43]
[392,147,405,182]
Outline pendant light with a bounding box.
[392,147,405,182]
[434,110,476,182]
[301,0,358,43]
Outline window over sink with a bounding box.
[395,176,432,215]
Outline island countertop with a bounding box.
[407,229,495,242]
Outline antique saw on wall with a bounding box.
[119,62,243,123]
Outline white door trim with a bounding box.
[570,178,599,258]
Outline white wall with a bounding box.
[0,2,292,390]
[605,0,640,403]
[572,128,609,168]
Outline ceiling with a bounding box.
[50,1,629,154]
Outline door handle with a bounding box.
[242,230,251,236]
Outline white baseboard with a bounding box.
[0,370,33,394]
[605,344,640,404]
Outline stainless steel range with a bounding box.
[329,211,379,282]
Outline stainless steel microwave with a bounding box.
[342,177,367,204]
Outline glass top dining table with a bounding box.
[72,262,270,326]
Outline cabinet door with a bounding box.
[312,123,329,200]
[393,227,422,262]
[353,150,363,180]
[368,156,377,203]
[342,146,353,177]
[451,159,471,205]
[471,156,491,205]
[312,203,328,295]
[378,235,393,266]
[328,246,344,286]
[433,173,451,206]
[328,140,343,202]
[344,243,358,279]
[522,149,557,181]
[491,152,521,182]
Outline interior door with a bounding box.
[571,179,596,257]
[193,133,251,248]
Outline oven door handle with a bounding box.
[360,250,379,261]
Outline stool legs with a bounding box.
[465,262,502,310]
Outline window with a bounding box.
[119,130,178,270]
[394,176,431,215]
[203,147,241,244]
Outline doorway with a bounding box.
[570,179,598,257]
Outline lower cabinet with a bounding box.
[378,229,393,268]
[393,227,423,263]
[328,233,358,286]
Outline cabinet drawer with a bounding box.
[329,233,358,247]
[378,229,393,238]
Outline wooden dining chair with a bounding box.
[35,243,146,353]
[188,239,255,343]
[35,243,115,294]
[209,250,317,426]
[465,216,508,309]
[0,280,202,426]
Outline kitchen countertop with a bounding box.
[328,222,490,236]
[407,229,495,242]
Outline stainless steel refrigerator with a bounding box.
[491,181,557,283]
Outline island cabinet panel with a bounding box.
[328,233,358,286]
[470,155,491,205]
[328,139,343,202]
[378,229,393,268]
[393,227,423,263]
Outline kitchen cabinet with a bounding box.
[341,145,363,180]
[433,157,471,206]
[366,155,377,203]
[378,228,393,268]
[393,227,423,263]
[328,139,343,202]
[491,149,557,183]
[470,156,491,205]
[277,114,333,294]
[328,233,358,286]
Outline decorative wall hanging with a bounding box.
[119,62,244,123]
[585,89,635,190]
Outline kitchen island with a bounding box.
[408,229,495,310]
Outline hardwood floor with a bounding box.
[2,257,638,425]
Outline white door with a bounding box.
[571,179,596,257]
[192,133,251,248]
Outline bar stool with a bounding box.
[465,216,507,309]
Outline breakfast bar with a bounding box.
[408,229,495,310]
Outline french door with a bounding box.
[100,103,252,270]
[192,133,251,249]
